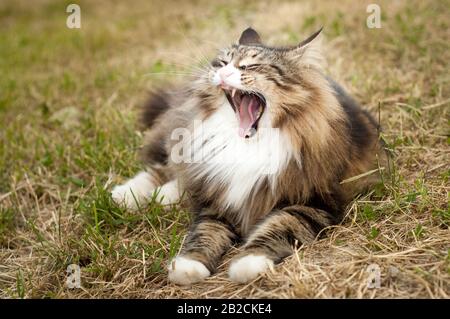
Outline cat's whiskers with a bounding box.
[142,70,205,79]
[172,21,215,71]
[159,52,213,75]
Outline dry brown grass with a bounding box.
[0,0,448,298]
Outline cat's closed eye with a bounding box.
[238,64,261,71]
[211,59,227,68]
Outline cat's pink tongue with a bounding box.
[237,95,258,138]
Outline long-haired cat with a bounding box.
[112,27,388,284]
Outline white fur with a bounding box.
[168,256,210,285]
[155,179,181,205]
[212,63,244,89]
[228,254,274,283]
[187,102,294,212]
[111,171,155,210]
[112,171,182,209]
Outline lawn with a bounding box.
[0,0,448,298]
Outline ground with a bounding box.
[0,0,449,298]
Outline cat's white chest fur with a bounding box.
[185,103,294,211]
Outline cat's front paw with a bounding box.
[111,184,141,210]
[228,254,274,283]
[111,171,154,210]
[168,256,210,285]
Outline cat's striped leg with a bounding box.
[228,206,337,283]
[169,214,238,285]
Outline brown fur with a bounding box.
[137,28,389,278]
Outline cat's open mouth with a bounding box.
[223,88,266,138]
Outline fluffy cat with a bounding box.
[111,27,388,285]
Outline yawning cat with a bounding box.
[112,27,388,285]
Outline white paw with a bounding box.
[228,254,274,283]
[154,180,181,205]
[168,256,210,285]
[111,171,154,210]
[111,184,140,210]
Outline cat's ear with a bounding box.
[296,27,323,49]
[238,27,262,45]
[288,27,325,69]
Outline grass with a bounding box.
[0,0,449,298]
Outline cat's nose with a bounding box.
[219,69,233,81]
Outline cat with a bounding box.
[111,27,388,285]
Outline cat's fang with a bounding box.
[222,88,266,138]
[257,105,263,118]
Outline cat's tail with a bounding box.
[140,89,171,130]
